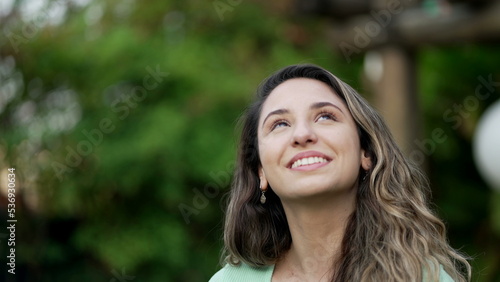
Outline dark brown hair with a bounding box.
[222,64,470,281]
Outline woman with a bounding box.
[210,64,470,281]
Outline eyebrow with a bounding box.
[262,108,289,128]
[310,102,344,113]
[261,101,343,128]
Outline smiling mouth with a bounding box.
[291,157,330,169]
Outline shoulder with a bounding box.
[209,263,274,282]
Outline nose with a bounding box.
[291,121,318,146]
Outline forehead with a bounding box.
[260,78,346,115]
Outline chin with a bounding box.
[282,185,336,198]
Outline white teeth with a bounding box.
[291,157,328,168]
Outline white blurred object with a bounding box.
[473,99,500,192]
[364,51,384,83]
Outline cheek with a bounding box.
[258,138,271,165]
[327,129,362,156]
[259,134,284,156]
[258,142,274,168]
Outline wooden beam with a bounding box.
[327,0,500,54]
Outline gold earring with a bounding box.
[260,183,266,204]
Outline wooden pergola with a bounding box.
[296,0,500,156]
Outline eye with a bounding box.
[270,119,289,131]
[316,111,337,122]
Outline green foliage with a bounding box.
[0,0,348,281]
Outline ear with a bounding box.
[258,166,269,191]
[360,149,372,171]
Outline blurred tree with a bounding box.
[0,0,354,281]
[0,0,498,281]
[419,45,500,281]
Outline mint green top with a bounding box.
[209,263,455,282]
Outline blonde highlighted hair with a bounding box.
[222,64,470,281]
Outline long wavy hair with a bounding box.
[222,64,470,281]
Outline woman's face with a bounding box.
[257,78,371,202]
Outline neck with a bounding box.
[275,188,356,281]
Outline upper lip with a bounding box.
[287,150,332,168]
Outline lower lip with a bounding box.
[290,161,330,171]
